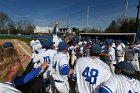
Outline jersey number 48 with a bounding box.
[82,67,98,84]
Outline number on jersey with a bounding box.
[82,67,98,84]
[43,56,50,64]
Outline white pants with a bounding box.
[116,57,124,63]
[129,60,140,71]
[54,80,69,93]
[109,60,116,74]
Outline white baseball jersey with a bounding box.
[116,44,123,57]
[79,46,84,54]
[100,75,140,93]
[0,82,22,93]
[51,52,70,93]
[33,49,57,64]
[135,44,140,49]
[112,43,116,48]
[51,52,69,81]
[116,44,124,63]
[121,43,125,49]
[125,47,140,70]
[30,39,42,51]
[78,41,83,45]
[69,46,76,55]
[108,47,116,61]
[32,48,57,78]
[125,47,139,61]
[73,57,111,93]
[53,35,62,48]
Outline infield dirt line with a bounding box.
[13,39,31,57]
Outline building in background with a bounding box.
[34,26,53,35]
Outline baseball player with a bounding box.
[125,42,140,71]
[115,41,124,63]
[53,32,62,48]
[120,42,126,60]
[2,42,49,88]
[99,61,140,93]
[52,21,63,48]
[101,41,116,74]
[69,42,77,66]
[31,40,58,93]
[72,44,111,93]
[30,36,42,58]
[0,48,22,93]
[32,40,57,78]
[51,42,73,93]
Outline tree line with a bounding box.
[0,12,34,35]
[0,12,138,35]
[72,18,138,34]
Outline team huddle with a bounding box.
[0,33,140,93]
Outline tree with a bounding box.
[105,18,137,33]
[119,21,129,33]
[128,18,137,33]
[89,27,100,33]
[105,20,119,33]
[0,12,12,34]
[71,27,80,35]
[119,18,136,33]
[16,20,34,34]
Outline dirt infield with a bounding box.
[0,39,32,70]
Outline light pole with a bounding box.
[136,0,140,40]
[86,6,89,33]
[124,0,128,22]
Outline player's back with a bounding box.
[102,75,140,93]
[0,83,22,93]
[75,57,111,93]
[30,40,42,50]
[52,52,68,81]
[47,49,58,64]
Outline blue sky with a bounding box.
[0,0,138,30]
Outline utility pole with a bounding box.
[86,6,89,33]
[124,0,128,22]
[67,14,69,34]
[8,26,10,35]
[67,18,68,29]
[100,27,101,32]
[136,0,140,40]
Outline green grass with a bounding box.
[0,36,32,45]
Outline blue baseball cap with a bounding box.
[43,40,53,48]
[106,40,113,45]
[58,42,68,50]
[90,44,101,54]
[32,36,37,39]
[57,32,61,35]
[113,61,136,74]
[129,42,135,45]
[3,42,13,48]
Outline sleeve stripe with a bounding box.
[73,74,76,77]
[60,64,68,70]
[101,85,113,93]
[72,74,77,81]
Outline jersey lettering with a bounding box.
[82,67,98,84]
[43,56,50,64]
[53,61,57,70]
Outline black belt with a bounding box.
[54,80,64,83]
[112,60,116,61]
[130,60,138,61]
